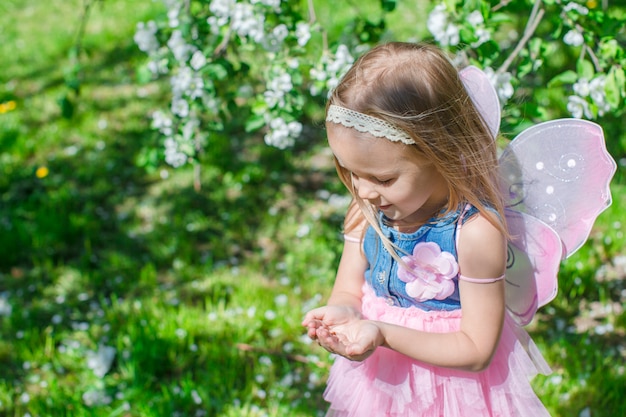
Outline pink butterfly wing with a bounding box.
[499,119,616,258]
[504,210,562,325]
[461,66,616,325]
[459,66,501,138]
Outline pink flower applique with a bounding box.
[397,242,459,302]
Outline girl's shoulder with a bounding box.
[456,209,507,279]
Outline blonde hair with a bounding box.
[328,42,507,249]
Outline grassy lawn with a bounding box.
[1,1,625,416]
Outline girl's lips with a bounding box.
[379,204,392,210]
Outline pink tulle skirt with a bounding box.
[323,284,552,417]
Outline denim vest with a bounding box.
[363,206,479,311]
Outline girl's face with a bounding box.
[327,124,449,228]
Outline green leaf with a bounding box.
[548,70,579,87]
[599,38,620,60]
[459,27,476,45]
[577,60,595,79]
[57,94,74,119]
[380,0,396,12]
[136,64,153,84]
[135,148,160,173]
[251,99,268,115]
[605,67,625,108]
[207,63,229,80]
[517,60,533,78]
[245,115,266,132]
[489,12,512,24]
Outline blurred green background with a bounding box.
[1,1,624,416]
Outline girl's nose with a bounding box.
[356,179,379,201]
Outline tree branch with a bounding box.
[497,0,545,74]
[308,0,317,24]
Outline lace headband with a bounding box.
[326,104,415,145]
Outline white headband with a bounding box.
[326,104,415,145]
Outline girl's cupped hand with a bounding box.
[303,306,383,361]
[302,305,361,340]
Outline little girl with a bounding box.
[303,42,552,416]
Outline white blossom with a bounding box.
[262,23,288,52]
[147,58,169,76]
[427,5,459,46]
[572,76,610,116]
[171,97,189,118]
[167,6,181,28]
[590,76,610,115]
[83,389,113,407]
[310,44,354,95]
[171,66,193,97]
[188,77,205,100]
[134,21,159,53]
[264,90,283,108]
[207,16,222,34]
[427,5,447,35]
[468,11,484,26]
[573,78,591,96]
[86,345,116,378]
[252,0,281,9]
[191,390,202,404]
[564,2,589,15]
[296,22,311,47]
[189,50,207,70]
[167,30,195,63]
[567,95,592,119]
[264,118,302,149]
[164,138,188,167]
[329,44,353,74]
[170,65,205,100]
[263,75,289,108]
[0,293,11,316]
[202,95,220,113]
[210,0,235,18]
[274,294,289,306]
[442,24,460,47]
[296,224,310,238]
[230,3,266,43]
[564,29,584,47]
[152,110,173,136]
[483,67,514,104]
[473,27,491,47]
[264,71,293,107]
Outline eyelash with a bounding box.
[351,172,392,185]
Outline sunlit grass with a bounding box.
[1,0,625,416]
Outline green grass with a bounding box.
[1,1,625,416]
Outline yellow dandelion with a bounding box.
[586,0,597,8]
[36,166,49,178]
[0,100,16,114]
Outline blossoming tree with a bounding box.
[134,0,625,176]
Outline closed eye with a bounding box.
[351,172,394,186]
[374,177,394,185]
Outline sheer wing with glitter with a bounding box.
[460,66,617,325]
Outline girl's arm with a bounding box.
[326,235,368,310]
[302,204,368,336]
[331,213,507,371]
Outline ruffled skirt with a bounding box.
[323,284,552,417]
